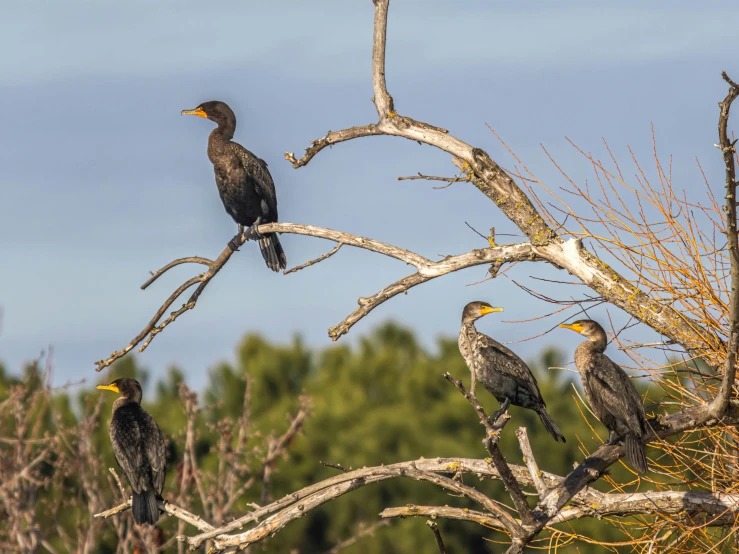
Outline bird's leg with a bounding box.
[604,430,619,445]
[244,217,265,241]
[228,225,244,252]
[490,397,511,424]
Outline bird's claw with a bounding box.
[244,218,264,241]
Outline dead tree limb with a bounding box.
[515,427,549,500]
[711,71,739,417]
[94,499,214,533]
[381,505,504,531]
[443,372,534,527]
[285,0,721,366]
[95,222,538,370]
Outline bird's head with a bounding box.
[461,301,503,324]
[97,378,143,404]
[182,101,236,129]
[558,319,605,341]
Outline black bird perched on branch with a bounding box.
[559,320,649,473]
[182,101,286,272]
[97,378,167,525]
[458,301,566,442]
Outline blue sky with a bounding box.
[1,1,737,389]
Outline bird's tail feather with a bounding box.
[537,408,566,443]
[132,489,159,526]
[259,234,286,272]
[625,435,648,474]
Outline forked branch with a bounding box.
[172,394,739,552]
[95,222,538,370]
[285,0,722,366]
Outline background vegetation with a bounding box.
[0,322,663,553]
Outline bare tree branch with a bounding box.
[182,457,536,550]
[531,402,739,535]
[381,505,504,530]
[382,491,739,530]
[711,71,739,417]
[396,173,470,189]
[515,428,549,500]
[284,0,722,367]
[443,373,534,527]
[94,229,245,371]
[552,491,739,526]
[95,221,538,370]
[93,499,215,533]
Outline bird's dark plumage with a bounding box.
[182,101,286,272]
[458,301,566,442]
[560,320,649,473]
[98,378,166,525]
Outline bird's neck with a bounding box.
[112,397,138,411]
[584,334,607,353]
[461,316,478,327]
[208,129,232,162]
[213,120,235,141]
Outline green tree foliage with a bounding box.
[0,323,657,552]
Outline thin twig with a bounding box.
[285,243,343,275]
[108,468,126,499]
[320,520,391,554]
[320,461,350,473]
[380,505,504,531]
[426,521,447,554]
[396,172,469,189]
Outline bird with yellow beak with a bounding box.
[559,320,648,473]
[98,378,167,524]
[458,301,565,442]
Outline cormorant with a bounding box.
[559,320,649,473]
[459,301,566,442]
[97,378,167,525]
[182,101,286,272]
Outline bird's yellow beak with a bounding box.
[479,306,504,316]
[559,323,584,333]
[97,383,120,394]
[181,107,207,118]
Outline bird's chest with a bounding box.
[110,408,141,445]
[212,163,261,224]
[574,345,604,416]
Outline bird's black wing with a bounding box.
[230,143,278,221]
[585,352,646,436]
[476,333,543,401]
[142,413,167,496]
[110,409,146,493]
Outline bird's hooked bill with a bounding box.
[479,306,504,315]
[97,383,120,393]
[559,323,584,333]
[181,107,207,118]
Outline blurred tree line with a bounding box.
[0,322,658,553]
